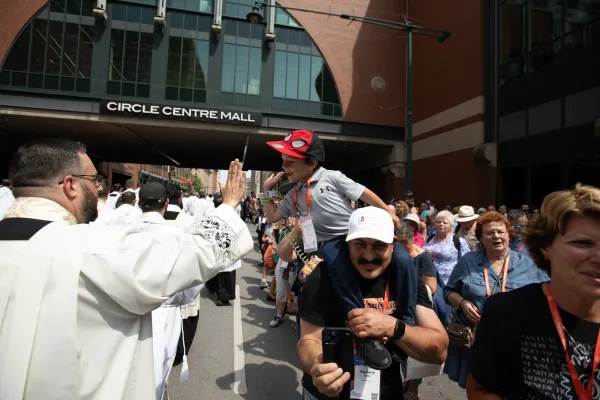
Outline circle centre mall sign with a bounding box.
[101,100,262,126]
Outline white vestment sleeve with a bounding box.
[81,204,252,315]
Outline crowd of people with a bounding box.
[0,130,599,400]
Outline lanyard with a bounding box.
[292,178,311,214]
[518,243,524,254]
[382,279,390,315]
[546,284,600,400]
[483,256,510,297]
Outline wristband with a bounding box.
[259,190,280,201]
[459,299,468,308]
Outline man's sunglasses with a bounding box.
[59,174,104,188]
[511,224,525,229]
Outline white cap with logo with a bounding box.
[346,206,394,244]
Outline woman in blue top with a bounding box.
[442,211,549,388]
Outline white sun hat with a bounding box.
[455,205,479,223]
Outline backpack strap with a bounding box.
[453,235,462,259]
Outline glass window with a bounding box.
[500,1,525,65]
[0,7,93,93]
[221,44,261,95]
[3,25,31,72]
[168,0,212,13]
[272,14,341,116]
[273,51,286,98]
[530,0,563,69]
[108,29,153,98]
[166,37,209,101]
[225,0,257,19]
[285,53,298,99]
[275,7,300,27]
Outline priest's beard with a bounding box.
[81,183,99,223]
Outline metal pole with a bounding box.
[405,27,413,198]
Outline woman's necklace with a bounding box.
[563,325,595,367]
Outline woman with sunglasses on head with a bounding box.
[443,211,549,390]
[468,185,600,399]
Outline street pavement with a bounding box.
[169,224,466,400]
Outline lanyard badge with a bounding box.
[293,179,318,253]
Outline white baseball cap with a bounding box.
[346,207,394,244]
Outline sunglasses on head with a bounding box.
[511,225,524,229]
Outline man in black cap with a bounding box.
[138,181,204,400]
[164,185,183,221]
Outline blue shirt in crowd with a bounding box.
[443,249,549,325]
[509,237,530,257]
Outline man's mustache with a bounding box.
[358,257,383,266]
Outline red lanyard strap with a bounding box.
[292,178,311,214]
[546,284,600,400]
[483,256,510,297]
[382,279,390,315]
[518,243,524,254]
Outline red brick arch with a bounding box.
[0,0,49,68]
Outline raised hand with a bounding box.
[264,172,285,191]
[219,159,246,208]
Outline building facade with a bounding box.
[3,0,594,207]
[493,0,600,208]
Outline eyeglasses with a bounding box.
[511,225,524,229]
[59,174,104,188]
[484,229,507,237]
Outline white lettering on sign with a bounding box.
[103,102,259,124]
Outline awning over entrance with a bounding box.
[0,106,400,173]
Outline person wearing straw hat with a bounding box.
[455,206,482,252]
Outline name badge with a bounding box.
[299,214,318,253]
[350,356,381,400]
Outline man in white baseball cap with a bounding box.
[296,207,448,400]
[454,205,481,251]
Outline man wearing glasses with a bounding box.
[0,139,252,400]
[507,208,530,256]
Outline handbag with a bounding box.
[445,259,507,348]
[446,321,476,348]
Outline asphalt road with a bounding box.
[168,224,466,400]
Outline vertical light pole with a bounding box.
[247,2,450,199]
[405,26,414,199]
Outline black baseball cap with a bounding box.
[139,182,167,205]
[266,130,325,162]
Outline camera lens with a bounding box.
[324,331,337,344]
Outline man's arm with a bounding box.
[391,304,448,364]
[359,188,400,227]
[297,319,324,374]
[421,275,437,295]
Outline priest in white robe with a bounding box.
[0,139,252,400]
